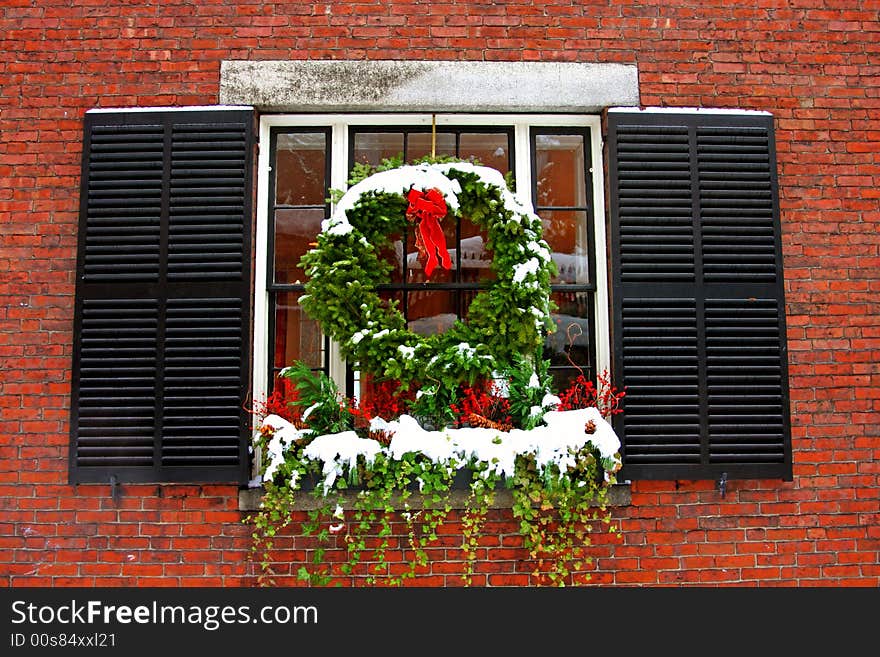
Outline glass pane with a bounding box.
[274,208,325,284]
[273,292,324,372]
[275,133,327,206]
[545,291,593,368]
[353,132,404,168]
[459,132,510,173]
[406,217,456,284]
[549,367,593,397]
[458,228,494,283]
[539,209,589,285]
[406,132,456,161]
[534,134,586,207]
[407,290,458,336]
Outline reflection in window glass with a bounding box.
[459,133,510,173]
[353,132,404,167]
[407,290,458,336]
[406,132,456,161]
[269,129,332,393]
[275,133,327,206]
[538,209,589,285]
[534,134,586,207]
[545,287,594,393]
[273,292,325,375]
[274,208,325,285]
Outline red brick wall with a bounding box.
[1,0,878,586]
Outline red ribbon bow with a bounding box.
[406,187,451,278]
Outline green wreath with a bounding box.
[298,161,557,393]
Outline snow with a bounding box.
[512,257,540,284]
[541,393,561,409]
[302,431,385,493]
[329,164,464,226]
[321,161,541,240]
[526,240,551,261]
[260,406,622,492]
[456,342,476,358]
[434,161,540,222]
[259,414,311,481]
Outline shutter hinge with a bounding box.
[717,471,728,498]
[109,474,122,506]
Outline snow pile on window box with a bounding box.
[258,407,621,495]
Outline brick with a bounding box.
[1,0,878,590]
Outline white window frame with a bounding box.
[253,113,610,412]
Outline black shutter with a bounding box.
[69,108,255,484]
[607,109,792,481]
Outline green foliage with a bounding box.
[509,448,611,586]
[506,352,555,430]
[298,160,557,407]
[246,362,619,587]
[279,361,352,435]
[247,159,619,587]
[407,383,458,431]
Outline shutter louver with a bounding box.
[70,108,255,484]
[75,300,158,467]
[698,127,778,281]
[620,299,700,464]
[616,125,694,282]
[608,110,792,481]
[168,125,248,280]
[83,125,164,281]
[705,298,787,464]
[162,298,244,468]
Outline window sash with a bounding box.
[254,114,610,409]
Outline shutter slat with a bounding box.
[698,125,778,283]
[82,125,163,282]
[609,110,792,481]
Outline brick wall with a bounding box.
[1,0,878,586]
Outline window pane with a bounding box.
[546,291,593,369]
[540,209,589,285]
[273,292,325,372]
[549,367,590,397]
[458,229,494,283]
[406,132,455,161]
[274,208,325,284]
[275,133,327,206]
[407,290,457,336]
[406,219,456,284]
[534,134,586,207]
[459,132,510,173]
[353,132,404,167]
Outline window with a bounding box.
[69,105,792,484]
[253,114,610,406]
